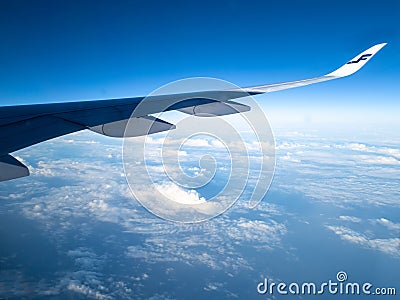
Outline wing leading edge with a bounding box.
[0,43,386,181]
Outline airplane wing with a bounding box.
[0,43,386,181]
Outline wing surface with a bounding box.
[0,43,386,181]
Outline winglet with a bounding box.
[325,43,387,78]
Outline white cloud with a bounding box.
[183,138,211,147]
[203,282,224,291]
[61,139,75,143]
[4,131,285,298]
[280,152,301,163]
[326,225,400,257]
[375,218,400,231]
[210,139,225,149]
[272,138,400,207]
[66,282,110,300]
[335,143,368,152]
[155,182,206,204]
[339,215,362,223]
[335,143,400,160]
[178,150,188,157]
[5,130,398,299]
[147,165,166,174]
[226,218,287,249]
[357,155,400,165]
[276,142,306,150]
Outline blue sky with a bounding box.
[0,0,399,126]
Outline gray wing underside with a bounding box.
[0,43,386,181]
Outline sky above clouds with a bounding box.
[0,0,399,127]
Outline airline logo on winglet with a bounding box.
[347,54,372,64]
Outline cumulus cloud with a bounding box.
[155,182,206,204]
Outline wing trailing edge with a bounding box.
[0,154,29,182]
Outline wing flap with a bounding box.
[89,116,176,137]
[0,154,29,182]
[178,100,251,117]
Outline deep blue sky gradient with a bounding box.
[0,0,399,124]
